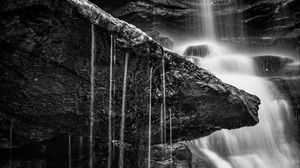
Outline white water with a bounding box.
[182,0,299,167]
[184,41,299,168]
[201,0,216,40]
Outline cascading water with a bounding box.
[182,0,300,168]
[201,0,216,40]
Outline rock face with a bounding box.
[151,143,192,168]
[0,0,261,167]
[95,0,299,40]
[183,45,210,58]
[252,55,295,76]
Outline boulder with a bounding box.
[252,55,294,76]
[183,45,210,58]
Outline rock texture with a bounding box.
[253,55,295,76]
[0,0,261,167]
[183,45,210,58]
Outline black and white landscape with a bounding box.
[0,0,299,167]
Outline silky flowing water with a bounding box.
[108,34,114,168]
[89,24,96,168]
[148,65,153,168]
[185,42,299,168]
[181,0,300,167]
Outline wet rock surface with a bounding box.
[252,55,295,76]
[183,45,210,58]
[150,143,192,168]
[91,0,300,44]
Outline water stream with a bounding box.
[119,52,129,168]
[182,0,300,167]
[108,34,114,168]
[162,52,167,144]
[89,24,96,168]
[78,136,83,168]
[68,134,72,168]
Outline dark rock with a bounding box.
[186,141,215,168]
[252,55,295,76]
[150,143,192,168]
[148,31,174,49]
[270,76,300,119]
[109,141,192,168]
[183,45,210,58]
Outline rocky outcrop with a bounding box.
[151,143,192,168]
[0,0,260,167]
[183,45,210,58]
[252,55,294,76]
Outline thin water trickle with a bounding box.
[9,121,13,168]
[160,103,164,143]
[78,136,83,168]
[162,51,167,144]
[108,34,114,168]
[147,64,153,168]
[119,52,129,168]
[169,108,172,167]
[89,24,96,168]
[68,134,72,168]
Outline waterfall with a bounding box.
[182,0,300,168]
[187,42,300,168]
[89,24,96,168]
[201,0,216,39]
[119,52,129,168]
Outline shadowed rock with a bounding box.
[252,55,294,76]
[183,45,210,58]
